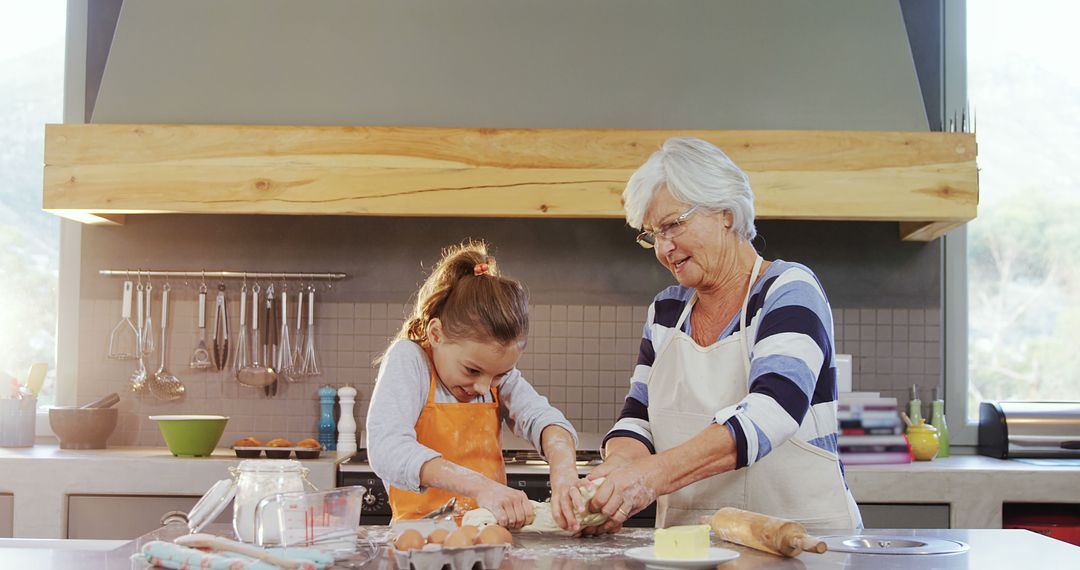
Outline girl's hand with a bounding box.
[548,465,586,532]
[475,481,535,529]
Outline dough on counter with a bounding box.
[461,478,609,535]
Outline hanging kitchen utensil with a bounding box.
[211,283,230,370]
[190,283,213,369]
[233,283,250,379]
[277,287,296,382]
[130,281,148,393]
[107,280,140,359]
[264,285,279,397]
[135,280,145,350]
[237,285,276,388]
[299,287,320,377]
[291,285,305,374]
[142,279,155,356]
[150,284,186,400]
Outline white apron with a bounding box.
[647,257,860,532]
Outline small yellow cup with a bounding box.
[907,420,940,461]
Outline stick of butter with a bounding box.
[654,524,711,559]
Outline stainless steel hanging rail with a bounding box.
[98,270,347,280]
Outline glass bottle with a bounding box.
[930,395,950,458]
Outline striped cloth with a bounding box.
[604,260,842,471]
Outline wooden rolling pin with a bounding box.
[709,507,827,557]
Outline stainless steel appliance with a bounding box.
[978,401,1080,459]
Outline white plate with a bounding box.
[625,546,739,569]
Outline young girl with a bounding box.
[366,241,584,531]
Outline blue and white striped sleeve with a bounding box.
[717,266,836,469]
[602,301,657,453]
[602,287,692,454]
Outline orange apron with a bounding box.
[388,362,507,522]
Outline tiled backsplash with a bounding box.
[79,296,940,447]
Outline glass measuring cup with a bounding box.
[254,486,373,562]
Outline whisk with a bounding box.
[277,287,296,381]
[291,286,305,373]
[232,284,250,377]
[299,287,320,377]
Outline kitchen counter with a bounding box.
[0,445,338,538]
[842,454,1080,527]
[341,454,1080,528]
[3,527,1077,569]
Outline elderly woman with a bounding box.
[583,137,862,534]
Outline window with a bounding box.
[963,0,1080,419]
[0,2,66,406]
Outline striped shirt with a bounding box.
[604,260,842,471]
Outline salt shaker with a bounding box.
[337,386,357,458]
[318,385,337,451]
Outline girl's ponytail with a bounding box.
[395,240,528,349]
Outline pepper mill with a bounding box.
[336,386,358,458]
[318,385,337,451]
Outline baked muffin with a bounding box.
[233,437,263,447]
[294,438,323,459]
[265,438,294,448]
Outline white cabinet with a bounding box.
[66,495,231,540]
[0,494,12,538]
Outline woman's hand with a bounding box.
[582,455,662,534]
[548,464,586,532]
[474,480,535,529]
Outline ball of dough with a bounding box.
[477,525,513,545]
[393,529,425,551]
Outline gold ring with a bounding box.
[617,507,629,518]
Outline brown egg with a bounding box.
[427,528,449,544]
[393,529,425,551]
[477,525,513,545]
[459,525,480,543]
[443,528,474,549]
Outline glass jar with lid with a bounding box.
[232,459,311,543]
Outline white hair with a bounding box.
[622,137,757,241]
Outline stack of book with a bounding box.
[837,392,912,465]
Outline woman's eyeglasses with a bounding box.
[636,206,699,249]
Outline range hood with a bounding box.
[42,124,977,241]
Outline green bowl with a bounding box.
[150,415,229,457]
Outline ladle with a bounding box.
[150,284,185,400]
[237,284,276,388]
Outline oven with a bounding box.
[338,449,656,527]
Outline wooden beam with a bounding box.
[43,124,977,237]
[47,211,127,225]
[898,220,967,242]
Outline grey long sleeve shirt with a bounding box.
[365,339,578,492]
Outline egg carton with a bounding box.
[390,543,509,570]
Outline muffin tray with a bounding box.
[232,446,323,459]
[390,543,509,570]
